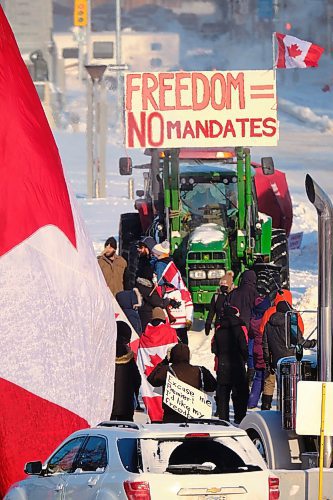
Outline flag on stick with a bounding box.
[0,6,116,495]
[275,32,324,69]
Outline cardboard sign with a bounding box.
[288,232,304,250]
[296,381,333,436]
[125,70,278,148]
[163,372,212,419]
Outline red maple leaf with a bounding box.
[144,353,163,377]
[288,44,302,58]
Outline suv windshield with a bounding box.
[117,436,263,475]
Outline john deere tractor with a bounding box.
[119,147,290,319]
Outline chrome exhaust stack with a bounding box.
[305,174,333,467]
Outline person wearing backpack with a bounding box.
[147,343,217,423]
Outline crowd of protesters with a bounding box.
[99,235,315,425]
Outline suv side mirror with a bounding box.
[24,461,43,475]
[136,190,144,197]
[261,157,275,175]
[119,157,132,175]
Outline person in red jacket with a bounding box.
[259,289,304,335]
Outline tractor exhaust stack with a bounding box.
[305,174,333,467]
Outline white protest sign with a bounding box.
[125,70,278,148]
[163,372,212,419]
[296,381,333,436]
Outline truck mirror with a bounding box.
[136,190,144,197]
[286,311,299,348]
[119,157,132,175]
[261,157,275,175]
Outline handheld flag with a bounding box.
[275,32,324,69]
[0,6,116,495]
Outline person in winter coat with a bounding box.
[136,236,156,280]
[228,269,259,330]
[261,300,316,410]
[162,282,193,344]
[205,274,232,336]
[110,321,141,422]
[147,343,217,423]
[247,295,271,409]
[135,265,176,330]
[212,306,249,424]
[98,236,127,296]
[116,288,143,336]
[259,288,304,335]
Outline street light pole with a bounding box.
[115,0,123,121]
[85,65,107,198]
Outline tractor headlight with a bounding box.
[189,270,206,279]
[207,269,225,279]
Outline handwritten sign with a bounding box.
[125,70,278,148]
[288,232,303,250]
[296,381,333,436]
[163,372,212,419]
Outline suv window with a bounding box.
[117,438,140,473]
[76,436,108,472]
[47,436,86,474]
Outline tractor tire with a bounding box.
[118,213,142,289]
[256,228,289,296]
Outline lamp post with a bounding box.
[85,64,107,198]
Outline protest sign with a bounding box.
[163,372,212,419]
[125,69,278,148]
[288,232,303,250]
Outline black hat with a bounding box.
[105,236,117,250]
[139,236,157,251]
[116,321,131,344]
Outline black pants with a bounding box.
[216,382,249,423]
[176,327,188,344]
[110,413,134,422]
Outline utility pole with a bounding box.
[115,0,123,123]
[86,65,107,198]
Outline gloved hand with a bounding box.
[307,339,317,349]
[185,320,192,330]
[169,299,181,309]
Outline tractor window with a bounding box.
[181,181,237,218]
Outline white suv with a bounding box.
[5,419,279,499]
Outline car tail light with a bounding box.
[124,481,151,500]
[185,433,210,438]
[269,476,280,499]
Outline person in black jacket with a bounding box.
[205,280,229,336]
[110,321,141,422]
[116,288,143,336]
[136,265,177,330]
[212,306,249,424]
[228,269,259,330]
[147,343,217,423]
[262,300,316,409]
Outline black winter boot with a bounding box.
[261,394,273,410]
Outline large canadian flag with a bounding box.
[275,32,324,69]
[0,7,116,496]
[137,324,177,421]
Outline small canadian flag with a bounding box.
[275,32,324,69]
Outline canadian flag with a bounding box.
[275,32,324,69]
[137,324,178,421]
[160,261,187,290]
[0,7,116,496]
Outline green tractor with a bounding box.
[119,147,290,319]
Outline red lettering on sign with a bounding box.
[228,72,245,109]
[192,72,210,111]
[182,121,195,138]
[158,73,175,111]
[250,118,262,137]
[262,117,277,136]
[223,120,236,137]
[142,73,158,110]
[167,120,181,139]
[235,118,249,136]
[147,112,164,146]
[196,120,209,138]
[211,73,226,110]
[127,111,146,147]
[175,73,191,110]
[126,74,141,111]
[209,120,223,138]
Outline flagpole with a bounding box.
[272,32,276,74]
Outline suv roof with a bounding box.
[75,420,250,439]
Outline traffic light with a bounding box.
[74,0,88,27]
